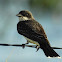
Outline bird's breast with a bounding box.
[24,36,40,46]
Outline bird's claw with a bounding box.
[36,45,40,52]
[36,48,39,52]
[22,44,25,49]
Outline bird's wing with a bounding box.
[27,20,47,38]
[17,20,50,45]
[25,20,50,45]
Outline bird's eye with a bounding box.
[26,13,29,16]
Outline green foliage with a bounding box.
[29,0,58,9]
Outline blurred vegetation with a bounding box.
[29,0,60,11]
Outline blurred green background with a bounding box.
[0,0,62,62]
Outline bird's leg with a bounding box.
[25,40,29,44]
[36,45,40,52]
[22,41,29,49]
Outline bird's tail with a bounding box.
[40,42,60,58]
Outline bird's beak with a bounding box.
[16,14,22,17]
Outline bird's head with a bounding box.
[16,10,34,21]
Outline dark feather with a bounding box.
[17,20,60,57]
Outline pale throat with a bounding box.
[19,17,29,21]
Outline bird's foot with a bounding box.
[22,44,25,49]
[22,41,29,49]
[36,45,40,52]
[26,40,29,44]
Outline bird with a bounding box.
[16,10,61,58]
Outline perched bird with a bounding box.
[16,10,60,58]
